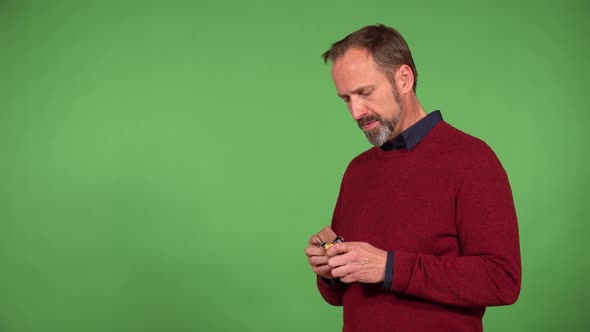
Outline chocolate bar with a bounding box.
[316,226,344,249]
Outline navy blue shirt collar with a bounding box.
[380,110,443,151]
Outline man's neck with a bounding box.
[392,96,427,138]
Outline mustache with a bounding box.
[357,114,383,128]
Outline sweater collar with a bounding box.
[380,110,443,151]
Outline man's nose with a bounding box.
[349,98,367,121]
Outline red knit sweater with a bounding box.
[317,121,521,332]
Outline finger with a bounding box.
[305,246,326,257]
[327,252,351,268]
[326,242,353,257]
[313,264,332,276]
[339,274,356,284]
[309,255,329,266]
[331,265,352,278]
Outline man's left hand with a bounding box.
[326,242,388,284]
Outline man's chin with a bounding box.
[363,126,392,147]
[365,134,386,146]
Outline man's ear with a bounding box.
[396,65,414,95]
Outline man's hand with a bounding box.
[326,242,387,284]
[305,235,336,279]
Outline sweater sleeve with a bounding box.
[316,275,346,306]
[388,145,522,307]
[316,185,347,306]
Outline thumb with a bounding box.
[326,242,352,257]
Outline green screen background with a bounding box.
[1,0,588,331]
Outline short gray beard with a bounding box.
[365,120,393,146]
[364,87,403,147]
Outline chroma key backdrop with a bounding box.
[0,0,588,331]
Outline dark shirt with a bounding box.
[380,110,443,151]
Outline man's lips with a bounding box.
[360,120,378,130]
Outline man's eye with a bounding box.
[342,97,350,103]
[360,90,371,96]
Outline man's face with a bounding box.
[331,48,403,146]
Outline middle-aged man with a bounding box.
[305,24,521,331]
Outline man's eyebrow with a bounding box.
[337,85,374,98]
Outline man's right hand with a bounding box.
[305,234,336,279]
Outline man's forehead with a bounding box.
[331,48,382,93]
[332,47,373,69]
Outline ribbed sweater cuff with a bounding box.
[320,276,343,288]
[381,251,394,290]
